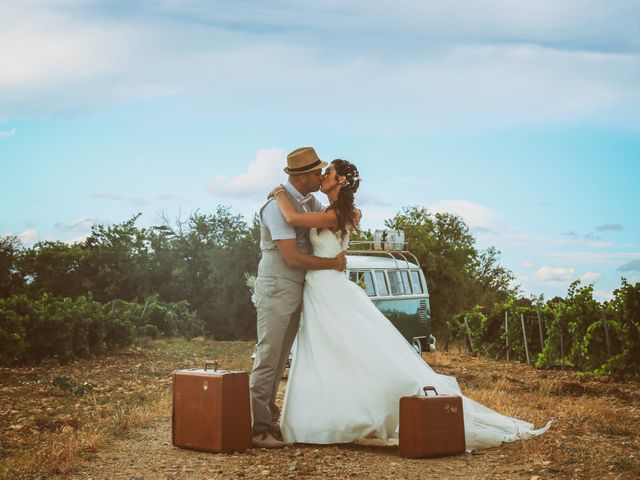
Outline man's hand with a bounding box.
[335,251,347,272]
[267,184,285,200]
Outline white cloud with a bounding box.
[522,261,536,268]
[596,223,623,231]
[480,227,616,248]
[532,266,576,282]
[90,192,123,200]
[54,216,96,231]
[593,288,614,301]
[18,229,38,245]
[358,206,396,231]
[157,192,188,201]
[357,191,393,207]
[541,251,640,265]
[618,259,640,271]
[208,148,287,199]
[0,1,638,129]
[0,128,16,138]
[393,177,446,188]
[429,200,502,229]
[64,233,91,245]
[580,271,602,282]
[129,197,150,206]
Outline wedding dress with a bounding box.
[280,228,551,450]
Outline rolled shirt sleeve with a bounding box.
[261,200,296,240]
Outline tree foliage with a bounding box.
[385,206,515,335]
[2,204,637,377]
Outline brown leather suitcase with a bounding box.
[399,386,466,458]
[172,360,252,453]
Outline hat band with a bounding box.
[288,159,321,173]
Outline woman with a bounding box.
[271,159,551,449]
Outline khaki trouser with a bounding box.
[249,275,303,435]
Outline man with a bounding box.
[250,146,347,448]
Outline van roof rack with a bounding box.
[347,241,421,269]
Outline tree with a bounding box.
[18,241,84,298]
[154,207,260,339]
[80,213,153,302]
[604,279,640,375]
[385,206,478,335]
[472,246,516,308]
[0,235,24,298]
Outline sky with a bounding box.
[1,0,639,301]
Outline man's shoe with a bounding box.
[269,425,284,442]
[252,431,289,449]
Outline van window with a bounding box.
[387,270,405,295]
[401,271,413,294]
[349,271,375,296]
[374,270,389,296]
[410,270,424,294]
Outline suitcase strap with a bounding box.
[423,386,439,396]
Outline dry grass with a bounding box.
[2,393,172,478]
[2,339,639,479]
[0,338,253,480]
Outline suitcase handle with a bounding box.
[204,360,219,371]
[423,386,438,396]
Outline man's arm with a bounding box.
[273,190,338,228]
[275,239,346,271]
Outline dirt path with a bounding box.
[62,393,546,480]
[3,339,638,479]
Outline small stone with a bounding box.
[183,467,194,473]
[294,448,304,457]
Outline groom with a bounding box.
[250,146,347,448]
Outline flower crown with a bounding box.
[342,165,361,189]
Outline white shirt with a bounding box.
[261,181,324,240]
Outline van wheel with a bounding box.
[412,338,422,356]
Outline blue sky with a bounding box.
[1,0,639,301]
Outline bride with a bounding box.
[270,159,551,450]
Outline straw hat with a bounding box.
[284,147,328,175]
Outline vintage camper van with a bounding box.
[346,232,436,354]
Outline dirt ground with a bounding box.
[2,338,639,480]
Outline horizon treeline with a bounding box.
[1,205,637,376]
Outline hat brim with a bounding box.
[284,160,328,175]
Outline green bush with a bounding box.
[0,293,203,366]
[454,280,640,378]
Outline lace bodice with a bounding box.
[310,228,349,258]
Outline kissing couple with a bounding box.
[249,147,551,450]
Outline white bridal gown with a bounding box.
[281,228,551,450]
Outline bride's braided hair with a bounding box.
[327,159,361,239]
